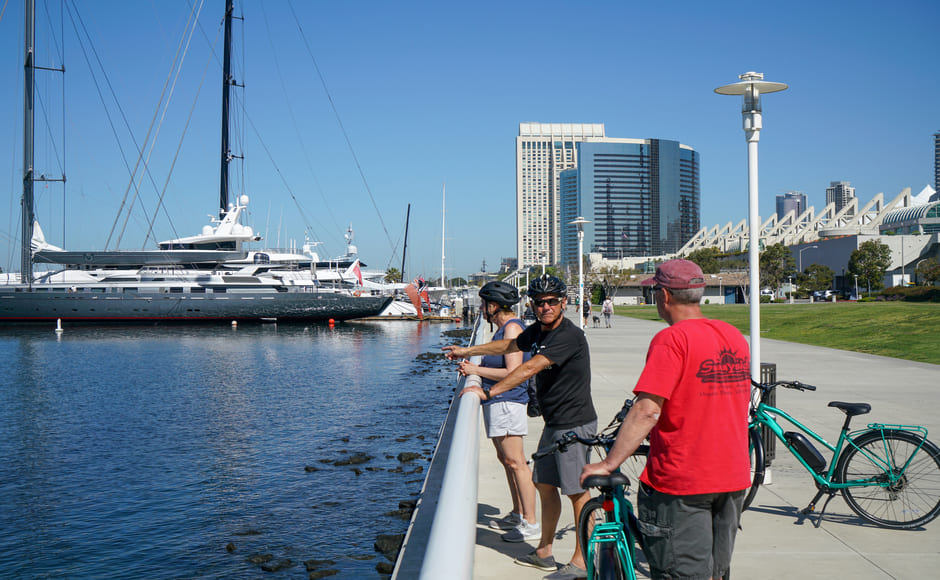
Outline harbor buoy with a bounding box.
[231,320,237,327]
[328,318,335,328]
[55,319,63,334]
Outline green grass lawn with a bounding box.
[614,302,940,365]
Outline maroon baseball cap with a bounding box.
[641,259,706,289]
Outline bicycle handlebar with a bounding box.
[751,379,817,392]
[532,431,615,460]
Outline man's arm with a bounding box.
[488,353,551,397]
[580,393,664,483]
[442,337,520,360]
[459,352,551,400]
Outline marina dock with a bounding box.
[470,310,940,579]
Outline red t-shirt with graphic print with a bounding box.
[635,318,752,495]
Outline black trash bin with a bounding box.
[759,363,777,465]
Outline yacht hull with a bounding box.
[0,289,392,324]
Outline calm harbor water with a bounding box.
[0,320,463,578]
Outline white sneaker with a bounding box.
[502,520,541,542]
[489,512,522,530]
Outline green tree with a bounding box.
[915,258,940,285]
[759,243,796,290]
[384,267,402,283]
[848,240,892,294]
[685,247,723,274]
[797,263,834,293]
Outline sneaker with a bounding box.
[513,551,557,572]
[543,562,587,580]
[488,512,522,530]
[502,520,541,542]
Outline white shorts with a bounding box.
[482,401,528,438]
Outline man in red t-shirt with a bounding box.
[581,259,751,580]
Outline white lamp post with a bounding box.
[570,216,590,329]
[799,245,818,273]
[716,72,788,382]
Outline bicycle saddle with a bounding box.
[582,472,630,490]
[828,401,871,416]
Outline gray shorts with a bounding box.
[637,484,746,580]
[482,401,528,438]
[532,421,597,496]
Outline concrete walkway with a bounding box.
[473,309,940,579]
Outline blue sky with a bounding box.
[1,0,938,279]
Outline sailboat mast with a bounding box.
[441,183,446,289]
[400,203,410,283]
[21,0,36,285]
[219,0,234,218]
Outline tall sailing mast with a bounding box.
[441,183,446,289]
[219,0,234,218]
[21,0,36,284]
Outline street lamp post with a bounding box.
[854,274,859,301]
[570,216,590,330]
[716,71,788,382]
[798,244,818,273]
[718,276,723,303]
[915,258,928,285]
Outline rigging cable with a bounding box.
[286,0,399,269]
[142,1,220,250]
[257,1,340,244]
[114,0,206,249]
[64,0,194,249]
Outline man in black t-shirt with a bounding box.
[444,275,596,579]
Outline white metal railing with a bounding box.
[393,315,491,579]
[419,371,481,579]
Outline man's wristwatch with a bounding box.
[481,385,492,400]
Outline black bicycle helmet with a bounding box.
[478,281,520,306]
[528,274,567,297]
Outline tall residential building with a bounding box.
[775,191,807,222]
[559,139,700,265]
[826,181,855,214]
[515,123,606,268]
[933,131,939,202]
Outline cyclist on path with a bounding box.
[453,282,539,542]
[581,259,751,580]
[444,274,596,580]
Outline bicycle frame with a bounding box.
[752,401,929,491]
[584,480,638,580]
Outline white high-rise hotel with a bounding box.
[515,123,606,268]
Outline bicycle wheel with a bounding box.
[593,542,628,580]
[743,426,765,510]
[578,497,607,559]
[836,429,940,529]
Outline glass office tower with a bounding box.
[560,139,700,264]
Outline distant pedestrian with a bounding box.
[602,297,613,328]
[581,296,591,328]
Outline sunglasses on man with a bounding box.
[531,297,562,307]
